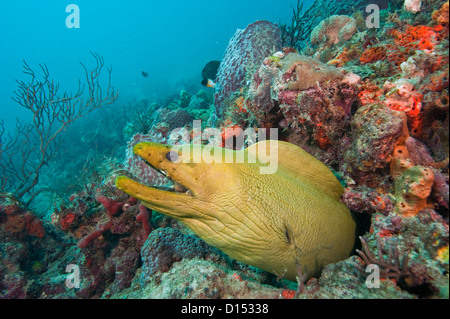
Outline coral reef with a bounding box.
[390,145,436,216]
[360,46,388,65]
[152,108,193,131]
[432,1,449,25]
[310,15,357,49]
[1,194,45,239]
[1,0,448,300]
[248,52,358,164]
[343,103,405,175]
[310,15,358,63]
[279,0,321,48]
[214,20,282,117]
[114,258,284,299]
[52,186,151,298]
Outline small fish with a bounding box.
[141,71,149,78]
[201,78,216,88]
[201,60,220,88]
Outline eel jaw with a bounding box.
[115,166,194,203]
[115,171,197,218]
[115,142,198,211]
[139,157,193,196]
[115,175,192,202]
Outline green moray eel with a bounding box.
[115,140,355,281]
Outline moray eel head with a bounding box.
[116,141,356,282]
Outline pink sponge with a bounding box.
[95,194,123,217]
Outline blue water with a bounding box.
[0,0,307,131]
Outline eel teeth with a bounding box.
[174,182,188,193]
[142,159,192,195]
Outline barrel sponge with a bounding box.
[214,20,281,116]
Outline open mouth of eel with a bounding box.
[141,158,194,197]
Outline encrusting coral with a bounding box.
[310,15,357,49]
[432,1,449,25]
[390,144,436,216]
[248,51,359,164]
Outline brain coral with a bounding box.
[214,20,281,117]
[140,227,219,286]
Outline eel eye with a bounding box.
[166,151,179,162]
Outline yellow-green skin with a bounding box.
[115,140,355,281]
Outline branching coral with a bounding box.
[47,185,154,297]
[1,53,118,205]
[356,236,411,282]
[280,0,321,48]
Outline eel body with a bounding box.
[116,140,355,281]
